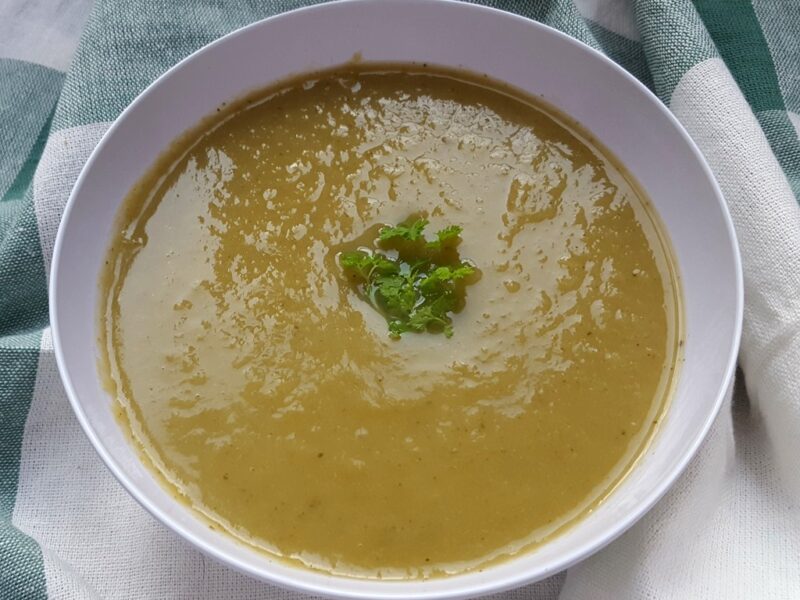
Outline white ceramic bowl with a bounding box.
[50,1,742,598]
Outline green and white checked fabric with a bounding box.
[2,0,799,598]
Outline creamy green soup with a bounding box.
[100,66,680,578]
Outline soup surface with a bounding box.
[101,66,680,578]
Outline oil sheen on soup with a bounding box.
[101,66,680,578]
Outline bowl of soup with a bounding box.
[50,0,742,597]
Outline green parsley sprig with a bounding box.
[339,219,478,338]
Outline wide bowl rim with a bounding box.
[49,1,743,598]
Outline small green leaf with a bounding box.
[375,274,416,315]
[379,218,429,242]
[426,225,463,250]
[419,264,475,294]
[339,251,399,280]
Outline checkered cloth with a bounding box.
[2,1,799,598]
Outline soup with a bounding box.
[100,66,680,578]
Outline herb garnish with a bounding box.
[339,218,478,338]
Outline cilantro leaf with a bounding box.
[419,264,475,293]
[379,218,428,243]
[340,251,399,281]
[374,274,417,316]
[426,225,463,250]
[338,219,478,339]
[407,296,455,334]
